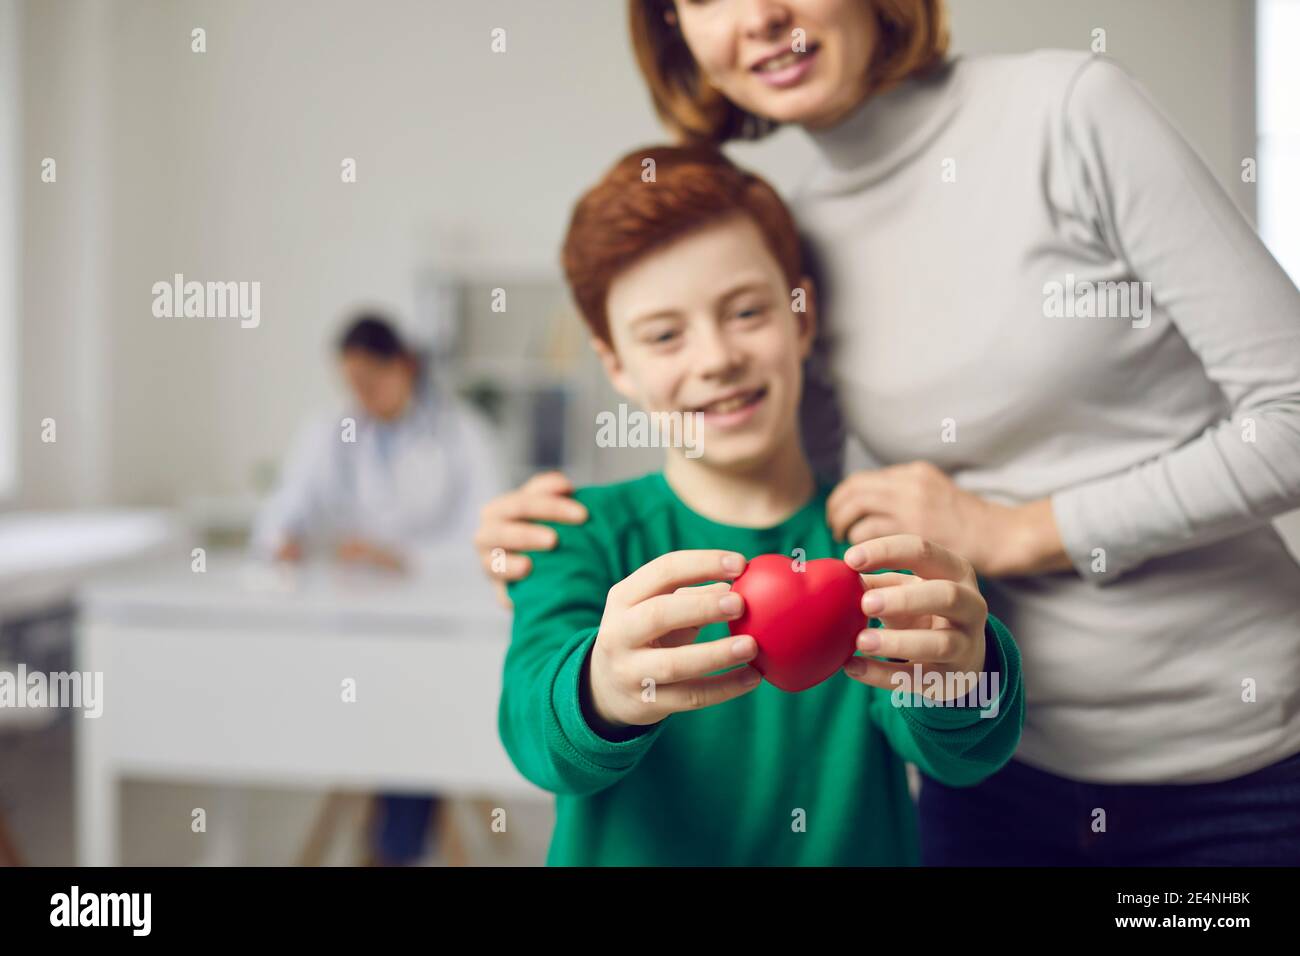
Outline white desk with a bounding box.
[0,510,182,739]
[74,551,539,865]
[0,509,180,617]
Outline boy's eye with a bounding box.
[643,328,680,345]
[732,305,767,321]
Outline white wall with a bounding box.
[20,0,672,507]
[953,0,1257,221]
[16,0,1265,509]
[0,0,19,501]
[19,0,113,508]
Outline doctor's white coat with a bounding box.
[251,386,504,574]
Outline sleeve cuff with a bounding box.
[1050,485,1132,586]
[962,624,1001,704]
[552,628,664,767]
[898,614,1016,729]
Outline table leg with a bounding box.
[437,797,469,866]
[74,746,117,866]
[195,785,246,866]
[0,808,24,866]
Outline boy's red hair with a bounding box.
[561,145,803,346]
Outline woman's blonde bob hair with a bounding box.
[629,0,950,144]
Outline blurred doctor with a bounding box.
[252,312,504,866]
[252,313,502,575]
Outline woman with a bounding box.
[476,0,1300,864]
[254,313,503,865]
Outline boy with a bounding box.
[499,145,1024,865]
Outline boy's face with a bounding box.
[596,213,816,472]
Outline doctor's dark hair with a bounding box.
[561,144,802,347]
[337,314,411,361]
[630,0,949,144]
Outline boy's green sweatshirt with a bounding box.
[500,472,1024,866]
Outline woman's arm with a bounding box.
[828,462,1076,578]
[1045,55,1300,585]
[830,58,1300,583]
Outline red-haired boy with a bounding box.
[499,146,1023,865]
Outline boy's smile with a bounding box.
[691,385,768,428]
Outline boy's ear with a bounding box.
[794,275,818,360]
[590,335,639,403]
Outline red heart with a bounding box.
[728,553,866,693]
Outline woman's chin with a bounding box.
[742,82,841,127]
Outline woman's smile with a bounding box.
[751,42,821,89]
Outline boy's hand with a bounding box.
[474,471,589,608]
[841,535,990,700]
[586,550,760,735]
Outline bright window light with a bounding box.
[1258,0,1300,284]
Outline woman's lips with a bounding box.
[752,45,819,89]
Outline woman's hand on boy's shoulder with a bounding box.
[826,462,1073,579]
[585,550,764,736]
[841,535,991,698]
[474,471,589,608]
[826,462,1003,574]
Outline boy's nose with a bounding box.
[694,327,746,379]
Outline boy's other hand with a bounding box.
[474,471,590,608]
[841,535,990,699]
[586,550,761,736]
